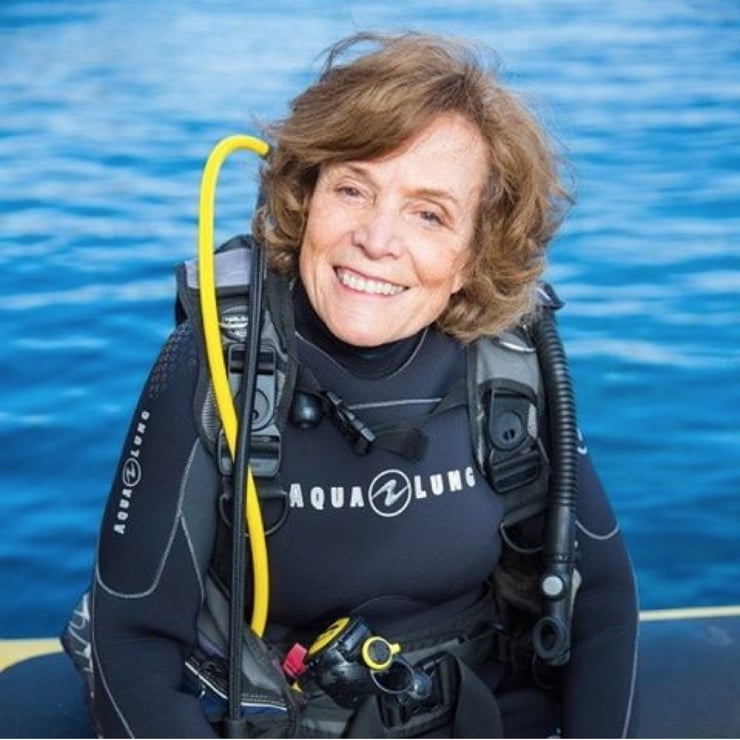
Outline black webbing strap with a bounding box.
[294,365,467,462]
[453,657,504,738]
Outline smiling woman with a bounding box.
[258,32,569,344]
[298,113,486,346]
[42,30,637,739]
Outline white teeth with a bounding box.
[336,269,405,296]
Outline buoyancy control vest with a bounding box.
[176,234,551,532]
[175,235,574,737]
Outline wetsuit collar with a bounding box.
[292,280,423,379]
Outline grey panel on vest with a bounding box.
[185,247,252,291]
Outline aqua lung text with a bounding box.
[288,465,477,518]
[113,410,150,535]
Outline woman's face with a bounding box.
[299,113,488,347]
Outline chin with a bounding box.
[331,322,392,348]
[339,331,388,348]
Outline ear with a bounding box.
[451,274,466,295]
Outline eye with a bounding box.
[419,209,445,227]
[337,184,363,198]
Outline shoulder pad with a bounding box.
[492,328,537,355]
[173,234,298,484]
[467,334,549,526]
[182,234,255,293]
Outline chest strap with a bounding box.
[292,365,467,461]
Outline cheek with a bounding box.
[299,211,329,280]
[302,198,347,260]
[419,248,470,294]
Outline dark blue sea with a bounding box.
[1,0,738,639]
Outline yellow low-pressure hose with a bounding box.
[198,134,271,636]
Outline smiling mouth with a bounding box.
[335,268,406,296]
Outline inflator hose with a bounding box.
[529,306,579,666]
[198,135,271,638]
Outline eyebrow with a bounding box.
[413,187,463,212]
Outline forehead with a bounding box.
[330,113,488,201]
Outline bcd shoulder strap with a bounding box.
[175,236,297,594]
[468,328,550,527]
[175,234,297,483]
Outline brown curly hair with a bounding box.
[253,32,572,342]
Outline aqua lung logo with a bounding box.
[368,470,412,517]
[113,410,150,535]
[288,466,477,518]
[122,458,141,487]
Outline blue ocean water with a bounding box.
[1,0,738,639]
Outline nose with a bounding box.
[352,205,403,258]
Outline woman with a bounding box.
[67,32,638,737]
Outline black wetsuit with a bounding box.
[90,281,639,738]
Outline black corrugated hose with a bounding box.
[529,303,579,666]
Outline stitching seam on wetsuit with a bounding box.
[349,397,443,411]
[96,440,200,599]
[575,519,620,541]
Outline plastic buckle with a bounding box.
[226,342,245,396]
[490,448,542,493]
[379,653,455,729]
[249,435,281,479]
[418,653,455,709]
[324,391,376,455]
[223,342,282,479]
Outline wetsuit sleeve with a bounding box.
[91,322,220,738]
[559,444,639,738]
